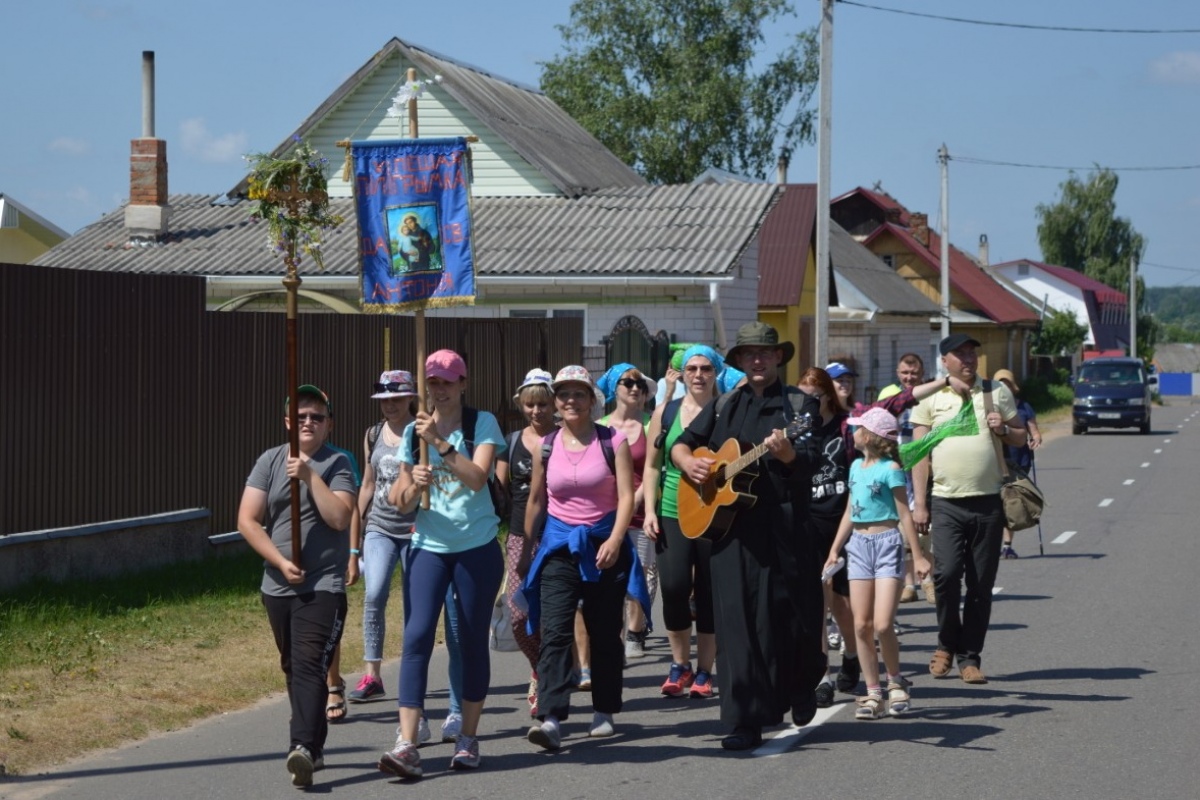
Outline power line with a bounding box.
[953,155,1200,173]
[1142,261,1200,274]
[836,1,1200,34]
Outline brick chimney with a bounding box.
[909,212,929,248]
[124,51,170,240]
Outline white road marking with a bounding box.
[1164,439,1172,443]
[1141,462,1151,468]
[1154,449,1162,454]
[758,704,845,756]
[1053,530,1078,544]
[1123,479,1135,485]
[1099,498,1113,508]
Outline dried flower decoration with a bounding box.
[244,137,343,270]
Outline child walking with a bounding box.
[823,407,930,719]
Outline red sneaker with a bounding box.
[688,669,715,698]
[661,662,695,697]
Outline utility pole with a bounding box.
[1129,254,1138,359]
[938,144,951,343]
[814,0,834,367]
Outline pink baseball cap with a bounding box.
[846,406,899,441]
[426,349,467,381]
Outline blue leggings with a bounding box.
[399,540,504,708]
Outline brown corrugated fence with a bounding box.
[1,263,581,536]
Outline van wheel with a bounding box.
[1072,423,1085,435]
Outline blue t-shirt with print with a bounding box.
[848,458,908,524]
[399,410,506,554]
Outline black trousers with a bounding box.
[930,495,1005,668]
[656,515,715,634]
[536,547,631,721]
[262,590,347,757]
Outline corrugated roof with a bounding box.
[830,221,938,315]
[33,184,780,279]
[227,38,645,200]
[757,184,815,307]
[866,223,1038,325]
[1154,343,1200,373]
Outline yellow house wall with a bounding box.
[758,242,815,385]
[0,231,55,264]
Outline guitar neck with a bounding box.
[725,441,772,480]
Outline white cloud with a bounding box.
[179,118,249,164]
[48,137,91,156]
[1148,51,1200,85]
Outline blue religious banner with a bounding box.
[351,137,476,311]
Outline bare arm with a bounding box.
[524,443,546,539]
[288,455,354,531]
[910,423,932,533]
[237,486,303,584]
[642,405,666,540]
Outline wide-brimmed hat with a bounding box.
[939,333,982,356]
[371,369,417,399]
[846,406,900,441]
[725,321,795,365]
[992,369,1019,392]
[512,368,553,404]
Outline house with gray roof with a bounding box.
[33,37,779,368]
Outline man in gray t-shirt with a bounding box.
[237,385,355,788]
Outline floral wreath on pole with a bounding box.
[245,136,343,270]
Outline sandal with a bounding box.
[854,690,884,720]
[929,649,953,678]
[887,676,912,716]
[326,682,347,723]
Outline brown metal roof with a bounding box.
[227,38,645,200]
[33,183,780,280]
[757,184,815,307]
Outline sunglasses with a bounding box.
[555,389,592,402]
[684,364,715,374]
[374,381,411,394]
[296,413,327,424]
[617,378,644,390]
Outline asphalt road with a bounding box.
[5,399,1199,800]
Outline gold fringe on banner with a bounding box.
[336,139,353,183]
[360,297,477,315]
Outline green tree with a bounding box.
[539,0,819,184]
[1035,168,1157,357]
[1033,309,1089,358]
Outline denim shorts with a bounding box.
[845,528,905,581]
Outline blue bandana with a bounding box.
[597,362,638,403]
[680,345,723,376]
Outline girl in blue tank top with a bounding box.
[823,407,930,721]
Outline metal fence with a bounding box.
[1,263,582,536]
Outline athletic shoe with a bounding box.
[1001,544,1019,559]
[827,617,843,650]
[286,745,314,787]
[348,673,386,703]
[855,689,884,720]
[527,721,561,751]
[312,755,325,772]
[449,735,480,769]
[378,731,423,779]
[417,716,431,745]
[814,680,835,708]
[689,669,715,699]
[589,713,615,737]
[441,713,463,743]
[836,654,861,694]
[887,675,913,716]
[661,662,695,697]
[625,628,647,659]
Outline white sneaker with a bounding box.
[624,630,646,659]
[286,745,314,787]
[440,712,463,743]
[417,716,431,745]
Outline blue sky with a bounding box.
[4,0,1199,287]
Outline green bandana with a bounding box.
[899,397,979,469]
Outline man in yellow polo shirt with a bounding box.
[910,334,1026,685]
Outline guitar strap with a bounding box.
[713,386,810,424]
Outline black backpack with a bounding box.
[540,424,617,475]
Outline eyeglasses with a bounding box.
[684,364,715,374]
[555,389,591,402]
[296,413,327,424]
[617,378,644,390]
[374,382,411,394]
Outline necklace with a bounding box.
[561,433,590,487]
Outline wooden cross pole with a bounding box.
[406,67,432,510]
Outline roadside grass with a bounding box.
[0,551,404,776]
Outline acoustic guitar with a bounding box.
[677,415,812,541]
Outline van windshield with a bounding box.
[1077,364,1143,386]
